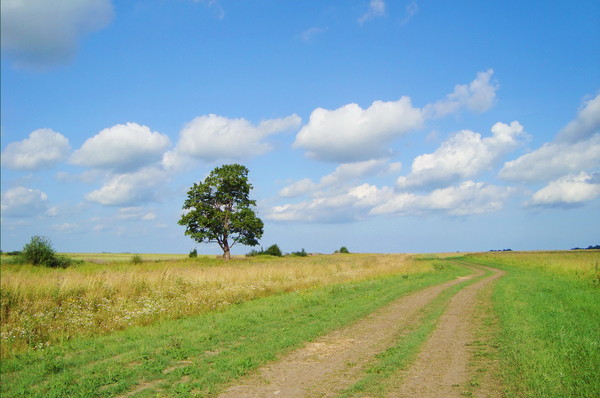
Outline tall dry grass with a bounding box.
[468,250,600,281]
[1,253,425,358]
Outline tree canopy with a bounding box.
[178,164,263,259]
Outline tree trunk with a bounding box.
[222,239,231,260]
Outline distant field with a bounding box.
[61,252,190,263]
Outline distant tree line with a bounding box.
[571,244,600,250]
[489,249,513,252]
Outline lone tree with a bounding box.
[179,164,264,260]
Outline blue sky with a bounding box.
[2,0,599,255]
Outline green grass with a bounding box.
[0,262,470,397]
[463,253,600,398]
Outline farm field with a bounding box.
[1,251,598,397]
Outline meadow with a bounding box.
[1,250,598,397]
[0,252,424,358]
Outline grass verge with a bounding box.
[464,253,600,398]
[0,261,470,398]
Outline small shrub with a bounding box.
[246,247,264,257]
[22,236,56,266]
[291,248,308,257]
[264,244,282,257]
[339,246,350,254]
[131,254,143,264]
[189,248,198,258]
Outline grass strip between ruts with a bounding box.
[337,261,491,397]
[1,263,471,398]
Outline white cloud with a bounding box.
[279,159,401,198]
[1,128,70,170]
[85,167,168,206]
[499,135,600,182]
[526,172,600,207]
[294,97,423,162]
[116,207,157,221]
[171,113,301,164]
[424,69,498,118]
[71,123,171,172]
[398,121,524,189]
[400,1,419,26]
[556,94,600,143]
[1,0,113,69]
[269,179,513,223]
[269,184,393,223]
[500,94,600,183]
[1,186,48,217]
[359,0,386,24]
[297,27,327,42]
[372,181,514,216]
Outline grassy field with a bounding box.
[0,254,468,397]
[1,253,424,358]
[1,250,598,397]
[464,250,600,398]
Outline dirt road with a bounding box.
[218,264,503,397]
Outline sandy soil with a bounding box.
[386,265,504,397]
[217,265,502,397]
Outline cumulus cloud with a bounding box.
[359,0,386,24]
[269,184,394,223]
[294,97,424,162]
[85,167,168,206]
[499,136,600,182]
[71,123,171,172]
[1,186,49,217]
[1,128,70,170]
[398,121,524,189]
[372,181,514,216]
[1,0,113,69]
[526,172,600,207]
[280,159,401,198]
[500,94,600,183]
[168,114,301,166]
[269,180,512,223]
[556,94,600,143]
[424,69,498,118]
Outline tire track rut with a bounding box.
[218,265,493,397]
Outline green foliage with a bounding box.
[131,255,143,264]
[246,244,283,257]
[22,236,56,266]
[189,248,198,258]
[20,236,74,268]
[291,248,308,257]
[264,244,282,257]
[179,164,264,259]
[339,246,350,254]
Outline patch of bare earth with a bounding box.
[386,265,504,398]
[217,267,489,398]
